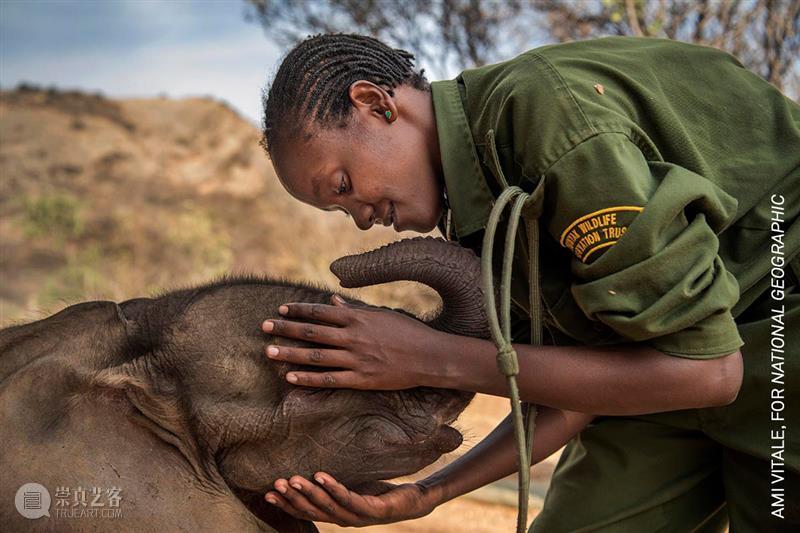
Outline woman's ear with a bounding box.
[348,80,397,122]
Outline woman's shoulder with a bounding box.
[456,37,750,180]
[456,46,604,184]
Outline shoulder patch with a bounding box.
[559,206,643,263]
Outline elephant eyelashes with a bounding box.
[336,175,349,194]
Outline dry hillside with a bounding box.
[0,85,440,323]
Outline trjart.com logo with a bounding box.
[14,482,123,520]
[15,483,51,519]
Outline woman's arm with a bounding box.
[418,407,593,505]
[264,299,743,416]
[266,407,593,526]
[429,332,743,415]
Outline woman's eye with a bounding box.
[337,176,348,194]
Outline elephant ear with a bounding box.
[1,300,136,382]
[118,296,184,353]
[234,489,320,533]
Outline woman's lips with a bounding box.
[374,203,395,227]
[384,203,394,227]
[376,203,398,230]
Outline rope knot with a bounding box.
[496,344,520,377]
[481,184,540,533]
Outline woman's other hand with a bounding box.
[265,473,440,526]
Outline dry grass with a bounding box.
[0,87,439,326]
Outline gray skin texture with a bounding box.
[0,237,490,532]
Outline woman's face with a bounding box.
[272,84,444,233]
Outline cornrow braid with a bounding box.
[260,33,429,158]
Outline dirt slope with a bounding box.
[0,86,439,323]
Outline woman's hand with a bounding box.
[262,294,446,390]
[265,473,440,527]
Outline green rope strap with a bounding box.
[481,186,539,533]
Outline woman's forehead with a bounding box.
[274,124,367,198]
[276,148,340,205]
[275,157,321,198]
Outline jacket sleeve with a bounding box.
[543,132,744,358]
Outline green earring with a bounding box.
[384,110,392,120]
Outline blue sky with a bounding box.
[0,0,282,124]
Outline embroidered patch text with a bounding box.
[559,206,643,263]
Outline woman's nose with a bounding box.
[353,204,375,231]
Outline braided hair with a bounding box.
[260,33,429,159]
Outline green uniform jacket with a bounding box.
[431,36,800,359]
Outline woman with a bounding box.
[258,33,799,531]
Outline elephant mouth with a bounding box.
[339,420,463,483]
[410,387,474,432]
[372,419,463,454]
[366,386,472,456]
[432,424,463,453]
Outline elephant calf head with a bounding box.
[0,238,489,531]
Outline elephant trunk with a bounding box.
[330,237,490,338]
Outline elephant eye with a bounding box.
[336,175,349,195]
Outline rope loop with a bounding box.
[496,344,520,377]
[481,184,540,533]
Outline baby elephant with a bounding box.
[0,237,489,532]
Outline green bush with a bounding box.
[23,194,84,240]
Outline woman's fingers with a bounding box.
[266,477,365,526]
[278,301,354,326]
[287,476,365,525]
[277,486,324,521]
[265,474,423,527]
[262,318,345,346]
[264,491,295,514]
[283,370,364,388]
[265,345,352,368]
[313,473,386,518]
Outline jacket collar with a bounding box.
[431,79,496,240]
